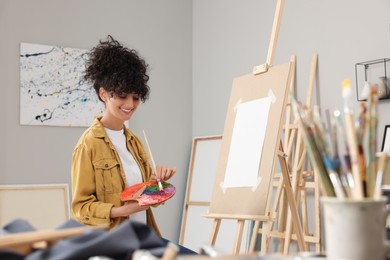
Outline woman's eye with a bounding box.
[115,93,127,99]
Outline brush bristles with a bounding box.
[342,78,352,96]
[342,79,351,88]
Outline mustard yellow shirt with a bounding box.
[71,117,161,235]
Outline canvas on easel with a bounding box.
[203,61,297,255]
[207,62,292,217]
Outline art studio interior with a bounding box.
[1,0,390,259]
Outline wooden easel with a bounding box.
[255,53,322,254]
[179,136,224,252]
[203,0,307,255]
[280,53,321,253]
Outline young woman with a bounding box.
[71,36,176,235]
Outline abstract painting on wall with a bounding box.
[20,42,104,127]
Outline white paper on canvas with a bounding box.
[222,97,271,188]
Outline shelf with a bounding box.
[355,58,390,101]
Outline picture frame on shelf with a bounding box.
[382,125,390,152]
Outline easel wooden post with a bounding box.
[279,53,320,253]
[249,55,298,253]
[256,53,322,254]
[203,0,307,255]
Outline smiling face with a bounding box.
[99,87,141,130]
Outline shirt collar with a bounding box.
[90,116,135,141]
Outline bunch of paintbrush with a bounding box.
[291,79,387,199]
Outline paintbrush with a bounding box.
[366,86,379,197]
[290,96,336,197]
[142,130,164,191]
[356,102,367,196]
[329,111,340,170]
[311,106,346,198]
[334,110,355,193]
[332,110,353,197]
[342,79,364,199]
[373,152,387,199]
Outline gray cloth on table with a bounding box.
[0,219,166,260]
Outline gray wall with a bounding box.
[0,0,192,242]
[193,0,390,139]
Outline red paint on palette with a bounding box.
[121,181,176,206]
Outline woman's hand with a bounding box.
[153,165,176,182]
[110,201,149,218]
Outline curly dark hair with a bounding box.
[85,35,150,102]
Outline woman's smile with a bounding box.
[120,107,133,113]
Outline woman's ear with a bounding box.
[99,87,107,102]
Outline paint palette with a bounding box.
[120,181,176,206]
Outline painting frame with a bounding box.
[19,42,104,127]
[382,125,390,152]
[179,135,251,253]
[0,184,70,229]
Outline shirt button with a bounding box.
[105,164,109,168]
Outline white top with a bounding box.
[104,127,146,224]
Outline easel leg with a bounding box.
[233,220,245,255]
[279,148,308,252]
[314,171,322,253]
[260,221,272,254]
[209,219,221,246]
[249,220,261,253]
[300,187,309,236]
[278,189,287,252]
